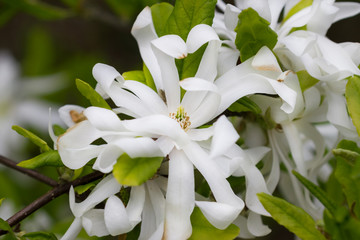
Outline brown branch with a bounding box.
[0,155,58,187]
[0,171,105,236]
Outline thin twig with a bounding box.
[0,171,105,236]
[0,155,58,187]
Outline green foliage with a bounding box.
[178,45,207,79]
[0,198,3,207]
[333,140,360,218]
[12,125,50,152]
[122,70,146,82]
[0,6,16,27]
[228,97,262,114]
[258,193,326,240]
[52,124,66,137]
[0,219,16,240]
[75,78,112,110]
[143,64,157,92]
[17,150,63,169]
[345,75,360,136]
[23,27,55,76]
[151,3,174,37]
[113,153,163,186]
[283,0,313,22]
[297,70,319,92]
[74,182,96,195]
[105,0,160,20]
[235,8,278,62]
[292,171,338,218]
[324,209,360,240]
[164,0,217,41]
[2,0,71,20]
[189,207,240,240]
[21,231,58,240]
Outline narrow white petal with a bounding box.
[186,127,214,141]
[180,77,219,92]
[186,24,219,54]
[251,46,282,73]
[84,107,124,131]
[123,80,168,115]
[82,209,109,237]
[152,35,187,59]
[93,144,122,173]
[71,175,121,217]
[211,115,239,158]
[92,63,121,89]
[164,150,194,240]
[247,212,271,236]
[233,215,254,239]
[60,217,82,240]
[189,92,221,128]
[195,201,241,229]
[195,37,221,81]
[131,7,162,90]
[224,4,241,31]
[334,2,360,23]
[112,137,165,158]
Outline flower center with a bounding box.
[169,106,191,131]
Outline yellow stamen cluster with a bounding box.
[169,106,191,131]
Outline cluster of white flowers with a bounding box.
[54,0,360,239]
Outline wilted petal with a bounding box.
[164,149,194,240]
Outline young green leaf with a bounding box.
[179,44,207,79]
[345,75,360,136]
[52,124,66,137]
[333,148,360,165]
[12,125,50,152]
[283,0,313,23]
[75,78,111,110]
[228,96,262,114]
[258,193,326,240]
[235,8,278,62]
[292,171,338,218]
[164,0,217,41]
[0,219,16,240]
[122,70,146,83]
[143,64,157,92]
[151,2,174,37]
[17,150,63,169]
[22,231,58,240]
[188,207,240,240]
[297,70,319,92]
[113,153,163,186]
[0,198,4,207]
[75,182,96,195]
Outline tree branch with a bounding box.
[0,171,105,236]
[0,155,58,187]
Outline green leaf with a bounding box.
[235,8,278,62]
[0,7,16,27]
[258,193,326,240]
[143,64,157,92]
[151,2,174,37]
[324,209,360,240]
[113,153,163,186]
[122,70,146,83]
[164,0,217,41]
[228,96,262,114]
[334,140,360,218]
[292,171,339,219]
[188,207,240,240]
[283,0,313,23]
[333,148,360,165]
[297,70,319,92]
[345,75,360,136]
[0,198,4,207]
[75,78,111,110]
[52,124,66,137]
[178,44,207,79]
[0,219,16,240]
[12,125,50,152]
[75,182,96,195]
[22,231,58,240]
[17,150,63,169]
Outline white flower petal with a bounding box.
[251,46,282,73]
[152,35,187,59]
[180,77,219,93]
[93,144,122,173]
[247,211,271,236]
[82,209,109,237]
[70,175,121,218]
[189,93,221,128]
[164,149,194,240]
[187,127,214,142]
[122,115,190,149]
[195,201,241,229]
[210,115,239,158]
[60,217,82,240]
[224,4,241,31]
[84,107,124,131]
[334,2,360,23]
[186,24,219,54]
[92,63,122,90]
[58,105,85,127]
[131,7,162,90]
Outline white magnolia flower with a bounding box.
[0,51,64,158]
